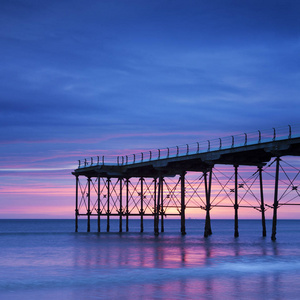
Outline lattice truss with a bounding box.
[160,176,182,215]
[77,177,157,216]
[77,177,119,215]
[126,178,156,216]
[77,157,299,216]
[264,158,300,209]
[182,157,300,215]
[77,178,88,215]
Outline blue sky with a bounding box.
[0,0,299,218]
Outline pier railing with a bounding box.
[77,124,300,168]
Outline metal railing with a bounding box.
[77,124,300,168]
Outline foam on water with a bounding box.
[2,259,300,287]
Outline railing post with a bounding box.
[271,157,281,241]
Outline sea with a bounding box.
[0,219,300,300]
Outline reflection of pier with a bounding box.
[72,126,300,240]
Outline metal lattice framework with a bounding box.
[73,126,300,240]
[75,157,300,240]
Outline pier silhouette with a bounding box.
[73,125,300,240]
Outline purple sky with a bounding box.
[0,0,299,218]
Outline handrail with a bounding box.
[77,125,300,168]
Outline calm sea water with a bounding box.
[0,219,300,299]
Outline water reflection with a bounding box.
[69,232,300,299]
[72,233,283,269]
[2,220,300,300]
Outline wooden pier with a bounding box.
[72,126,300,240]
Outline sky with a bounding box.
[0,0,299,220]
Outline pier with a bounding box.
[72,125,300,240]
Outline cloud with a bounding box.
[0,0,299,217]
[1,0,299,141]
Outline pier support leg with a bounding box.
[154,178,159,235]
[156,177,162,235]
[234,165,239,238]
[140,177,144,233]
[107,178,110,233]
[75,175,79,232]
[181,172,186,235]
[258,166,266,237]
[97,176,101,233]
[119,178,123,233]
[87,177,91,233]
[204,170,212,237]
[160,177,164,233]
[271,157,280,241]
[126,178,129,232]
